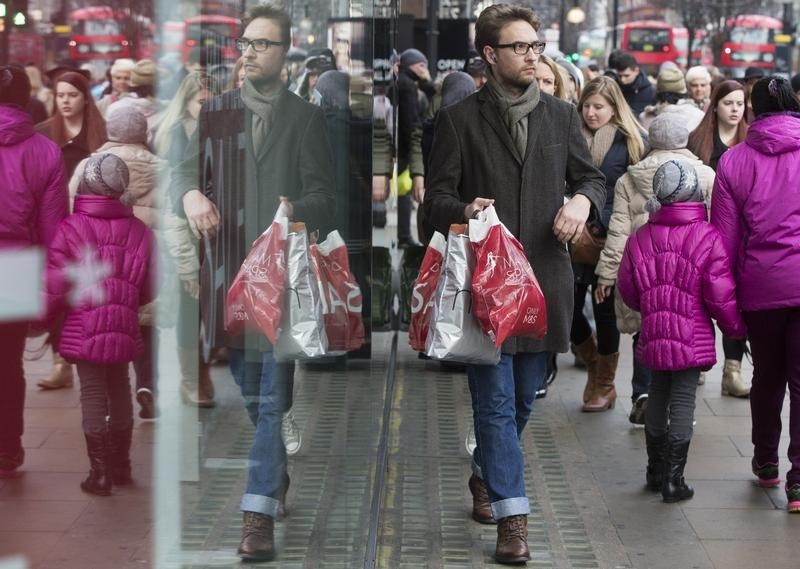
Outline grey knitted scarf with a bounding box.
[241,77,283,157]
[484,69,540,160]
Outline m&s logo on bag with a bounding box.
[242,251,285,282]
[523,306,540,325]
[486,252,532,287]
[230,303,248,322]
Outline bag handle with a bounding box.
[452,288,472,313]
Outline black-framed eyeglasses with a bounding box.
[236,38,285,52]
[493,41,547,56]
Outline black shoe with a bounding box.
[629,394,648,425]
[397,238,422,249]
[535,385,548,399]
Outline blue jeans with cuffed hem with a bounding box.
[468,352,548,520]
[229,349,294,518]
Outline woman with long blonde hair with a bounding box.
[153,71,217,160]
[572,76,647,413]
[152,71,218,407]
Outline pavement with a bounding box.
[1,329,797,569]
[1,203,798,569]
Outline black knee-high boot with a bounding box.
[662,440,694,503]
[81,432,112,496]
[645,431,666,491]
[109,426,133,485]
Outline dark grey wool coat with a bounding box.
[172,88,335,354]
[423,89,606,354]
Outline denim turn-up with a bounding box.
[229,349,295,518]
[467,352,548,520]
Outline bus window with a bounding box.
[627,28,670,52]
[730,27,770,45]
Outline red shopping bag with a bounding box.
[309,231,365,352]
[469,206,547,347]
[408,231,446,352]
[225,209,289,344]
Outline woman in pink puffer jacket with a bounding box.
[46,153,155,497]
[711,76,800,512]
[618,159,746,505]
[0,65,68,477]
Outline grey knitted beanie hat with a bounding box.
[646,159,702,213]
[79,153,130,199]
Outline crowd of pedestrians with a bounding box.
[0,2,799,566]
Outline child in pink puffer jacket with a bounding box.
[46,153,155,496]
[617,159,746,504]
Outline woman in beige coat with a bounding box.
[595,113,715,424]
[69,105,191,419]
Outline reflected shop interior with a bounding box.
[153,0,430,566]
[0,0,485,567]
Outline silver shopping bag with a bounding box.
[274,223,328,361]
[425,225,501,365]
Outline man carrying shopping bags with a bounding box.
[423,4,605,563]
[172,4,335,561]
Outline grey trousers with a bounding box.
[76,361,133,434]
[645,368,700,442]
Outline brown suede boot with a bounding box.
[468,474,496,524]
[37,351,74,390]
[237,511,274,561]
[178,351,215,408]
[495,514,530,564]
[574,336,599,403]
[582,352,619,412]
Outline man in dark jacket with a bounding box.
[388,48,435,246]
[612,52,655,115]
[172,4,335,562]
[423,4,605,564]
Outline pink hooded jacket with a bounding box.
[0,104,68,249]
[46,195,155,364]
[618,202,746,371]
[711,112,800,311]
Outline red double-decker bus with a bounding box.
[619,21,679,73]
[69,7,131,61]
[68,7,154,76]
[182,15,240,63]
[720,15,783,76]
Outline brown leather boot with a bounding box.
[468,474,496,524]
[37,351,74,390]
[495,514,530,564]
[582,352,619,412]
[237,511,274,561]
[574,336,599,403]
